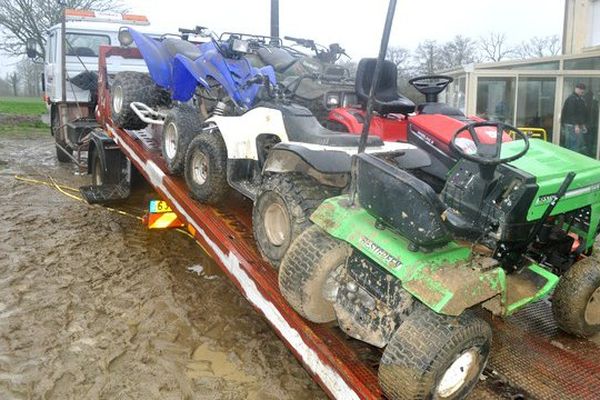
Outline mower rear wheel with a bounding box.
[162,104,203,175]
[253,173,340,268]
[379,308,491,400]
[279,225,351,323]
[552,256,600,337]
[184,131,229,205]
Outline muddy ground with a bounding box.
[0,133,326,399]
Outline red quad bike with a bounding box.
[328,59,510,190]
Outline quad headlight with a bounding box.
[118,27,134,47]
[324,91,358,109]
[325,93,340,108]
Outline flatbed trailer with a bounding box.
[93,46,600,400]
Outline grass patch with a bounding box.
[0,96,46,115]
[0,120,49,138]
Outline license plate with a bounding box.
[149,200,172,213]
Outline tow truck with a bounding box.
[26,9,156,170]
[34,8,600,400]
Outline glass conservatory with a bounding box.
[439,51,600,158]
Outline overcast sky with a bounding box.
[0,0,565,75]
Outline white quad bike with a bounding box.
[183,100,425,267]
[110,66,425,267]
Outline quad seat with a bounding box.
[257,47,297,73]
[356,152,450,248]
[355,58,416,115]
[162,38,202,60]
[277,103,383,147]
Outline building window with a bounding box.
[591,0,600,47]
[560,77,600,157]
[476,77,515,124]
[565,56,600,70]
[516,78,556,142]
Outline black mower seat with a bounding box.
[356,152,450,248]
[257,47,297,72]
[278,103,383,147]
[356,58,416,115]
[417,103,465,118]
[163,38,202,60]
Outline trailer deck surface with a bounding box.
[100,120,600,399]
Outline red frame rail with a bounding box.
[96,46,600,399]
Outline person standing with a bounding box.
[561,83,589,153]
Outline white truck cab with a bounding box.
[27,9,157,164]
[44,11,155,104]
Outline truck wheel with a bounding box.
[51,107,72,163]
[91,149,126,186]
[111,71,170,130]
[552,256,600,337]
[253,173,340,268]
[279,225,351,323]
[184,131,228,204]
[162,104,203,175]
[379,308,491,400]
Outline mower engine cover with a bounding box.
[443,139,600,258]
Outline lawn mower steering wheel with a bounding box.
[451,122,529,166]
[408,75,453,101]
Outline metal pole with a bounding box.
[270,0,279,38]
[60,3,66,103]
[357,0,397,154]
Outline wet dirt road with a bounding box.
[0,133,326,399]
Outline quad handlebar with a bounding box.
[284,35,348,63]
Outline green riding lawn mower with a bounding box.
[277,2,600,400]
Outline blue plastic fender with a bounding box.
[129,28,173,88]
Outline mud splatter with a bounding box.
[0,134,325,399]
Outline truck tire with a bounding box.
[253,173,340,268]
[184,131,228,204]
[91,148,126,186]
[51,107,72,163]
[552,256,600,337]
[162,104,203,175]
[379,308,491,400]
[279,225,351,323]
[111,72,170,130]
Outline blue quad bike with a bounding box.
[110,26,418,267]
[110,26,276,174]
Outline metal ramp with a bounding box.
[107,122,600,400]
[79,183,130,204]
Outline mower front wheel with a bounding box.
[379,308,491,400]
[253,173,340,268]
[279,225,351,323]
[184,131,229,205]
[552,256,600,337]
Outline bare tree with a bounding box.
[0,0,125,58]
[440,35,480,69]
[479,32,514,62]
[414,40,444,75]
[7,71,19,96]
[386,46,411,74]
[0,76,11,95]
[16,57,43,96]
[515,34,561,59]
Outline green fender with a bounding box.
[311,196,558,317]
